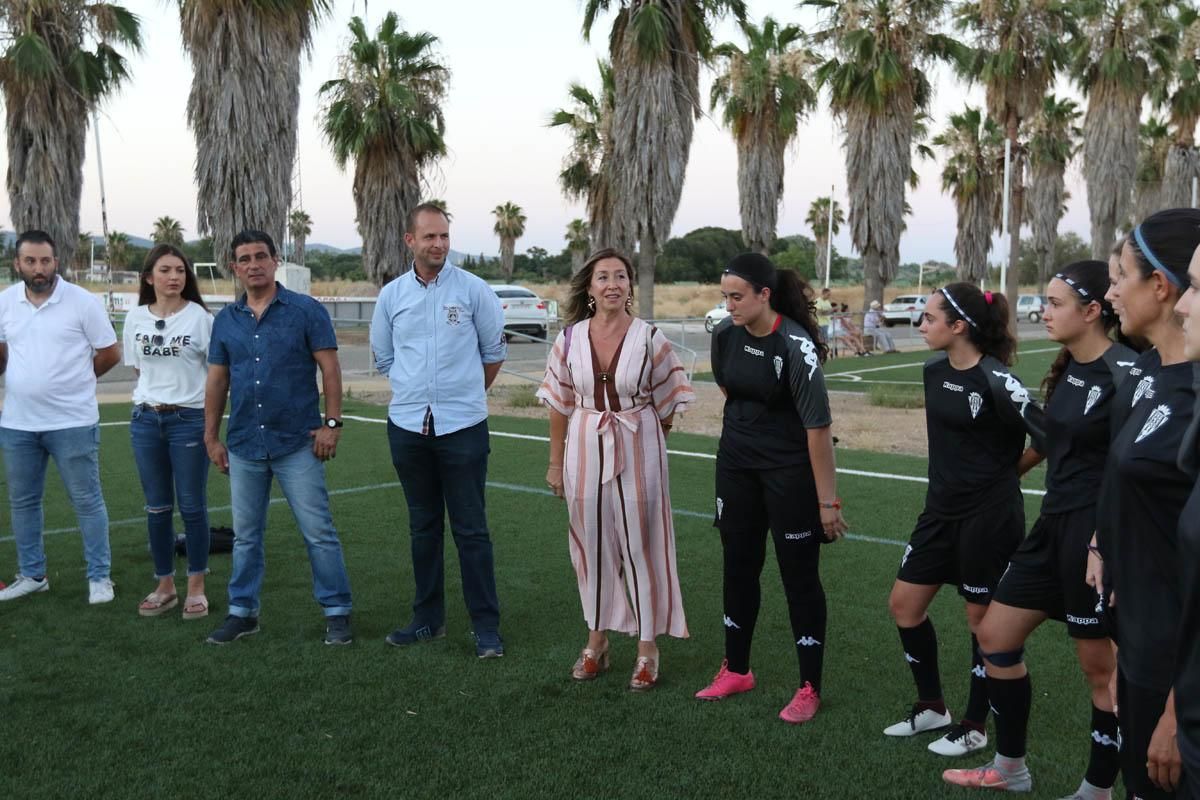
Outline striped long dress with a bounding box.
[537,317,695,640]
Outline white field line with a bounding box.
[825,346,1059,383]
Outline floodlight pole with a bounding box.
[824,184,834,289]
[1000,138,1011,293]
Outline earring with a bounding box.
[587,295,596,313]
[625,296,633,312]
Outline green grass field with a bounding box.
[0,401,1111,799]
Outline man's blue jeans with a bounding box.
[387,419,500,633]
[226,445,352,618]
[130,406,210,578]
[0,425,110,581]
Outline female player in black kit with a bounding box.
[1086,208,1200,800]
[942,260,1136,797]
[883,283,1041,758]
[1173,234,1200,800]
[694,252,848,725]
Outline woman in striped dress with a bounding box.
[537,248,695,691]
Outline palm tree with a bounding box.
[583,0,747,318]
[74,232,94,276]
[1025,95,1081,291]
[933,106,1004,284]
[0,2,142,274]
[151,216,185,247]
[1133,115,1172,222]
[105,231,130,271]
[565,218,590,275]
[711,16,818,255]
[1156,6,1200,208]
[550,60,616,246]
[804,197,844,284]
[424,198,452,220]
[806,0,964,308]
[287,209,312,265]
[955,0,1075,311]
[1072,1,1172,257]
[320,13,447,285]
[492,202,526,282]
[179,0,330,267]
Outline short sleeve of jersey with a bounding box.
[780,321,832,429]
[710,318,731,386]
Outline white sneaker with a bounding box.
[884,704,953,736]
[0,574,49,601]
[88,579,115,605]
[929,723,989,756]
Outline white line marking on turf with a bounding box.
[825,346,1060,382]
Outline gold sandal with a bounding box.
[629,656,659,692]
[571,647,610,681]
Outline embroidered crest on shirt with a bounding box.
[991,370,1032,414]
[444,304,462,325]
[1135,404,1171,443]
[1133,376,1155,407]
[968,391,983,419]
[1084,385,1102,415]
[716,497,724,520]
[773,355,783,379]
[791,334,820,378]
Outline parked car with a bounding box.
[491,284,548,341]
[882,294,928,326]
[1016,294,1046,323]
[705,300,730,333]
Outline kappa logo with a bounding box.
[791,335,820,378]
[796,636,822,647]
[904,652,920,664]
[991,370,1032,415]
[723,615,740,630]
[968,391,983,419]
[1067,375,1086,388]
[1133,375,1155,406]
[444,304,462,325]
[1117,360,1135,368]
[962,584,988,595]
[1095,593,1104,614]
[1084,385,1102,415]
[942,381,964,392]
[1135,404,1171,443]
[743,344,765,357]
[784,531,813,540]
[973,665,988,679]
[716,497,724,520]
[1091,730,1121,749]
[1067,614,1099,626]
[901,544,913,568]
[773,354,783,380]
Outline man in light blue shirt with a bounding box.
[370,203,508,658]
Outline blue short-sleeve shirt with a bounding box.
[208,283,337,460]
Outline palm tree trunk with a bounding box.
[736,116,783,256]
[355,146,418,284]
[1161,145,1198,208]
[1004,111,1022,324]
[1083,83,1139,259]
[638,228,656,320]
[295,234,307,266]
[814,235,829,283]
[501,240,515,281]
[571,250,586,275]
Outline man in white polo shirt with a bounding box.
[0,230,122,604]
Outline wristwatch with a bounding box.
[325,418,344,429]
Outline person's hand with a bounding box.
[310,427,340,461]
[1085,549,1105,596]
[205,439,229,474]
[1147,709,1181,791]
[546,465,564,499]
[820,506,847,542]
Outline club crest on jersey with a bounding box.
[968,391,983,419]
[773,355,783,379]
[1084,385,1102,415]
[791,334,820,378]
[444,304,462,325]
[1135,404,1171,443]
[1133,376,1155,407]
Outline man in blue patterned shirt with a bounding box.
[204,230,353,647]
[370,203,508,658]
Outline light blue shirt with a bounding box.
[370,263,507,435]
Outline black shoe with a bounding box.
[206,615,259,645]
[385,621,446,647]
[474,630,505,659]
[324,614,353,646]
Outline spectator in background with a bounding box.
[865,300,899,353]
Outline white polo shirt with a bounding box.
[0,278,117,431]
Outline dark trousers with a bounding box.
[387,419,500,632]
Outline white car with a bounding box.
[1016,294,1046,323]
[704,301,730,333]
[882,294,928,326]
[491,284,548,341]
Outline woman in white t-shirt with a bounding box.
[123,244,214,620]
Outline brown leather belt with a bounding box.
[139,403,184,413]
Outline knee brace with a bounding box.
[979,646,1025,668]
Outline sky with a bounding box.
[0,0,1097,265]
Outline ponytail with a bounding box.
[770,270,830,363]
[938,281,1017,366]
